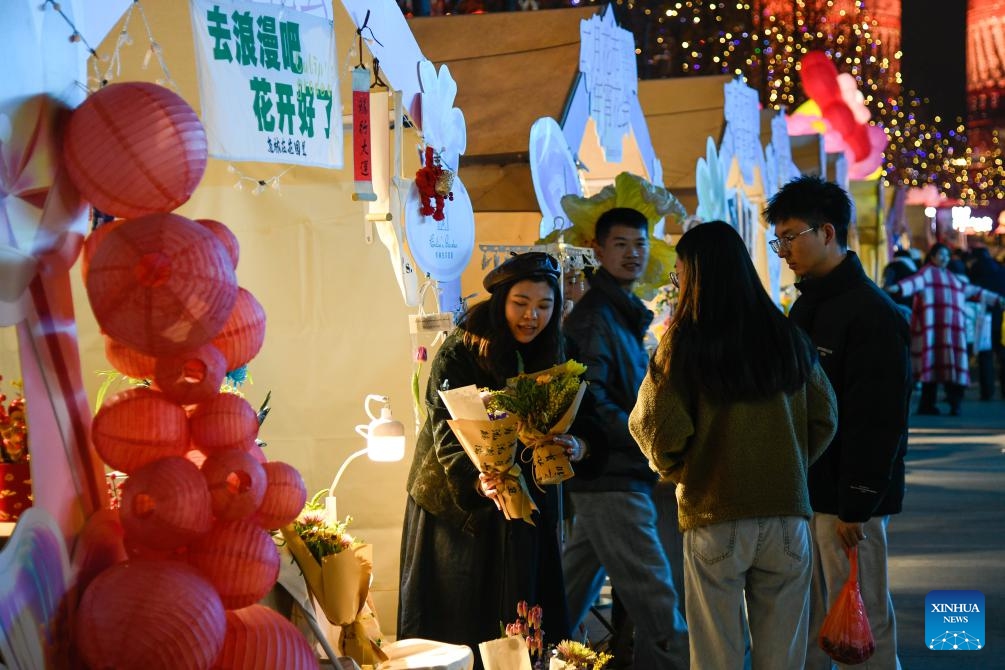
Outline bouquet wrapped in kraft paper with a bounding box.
[438,385,538,526]
[280,525,387,666]
[485,361,587,489]
[441,383,538,525]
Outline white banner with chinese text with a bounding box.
[190,0,343,168]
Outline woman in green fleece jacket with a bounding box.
[629,221,837,670]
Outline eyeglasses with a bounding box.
[768,227,818,255]
[669,272,679,289]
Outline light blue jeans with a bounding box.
[684,516,812,670]
[806,514,902,670]
[563,490,689,669]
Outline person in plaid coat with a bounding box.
[887,243,1005,415]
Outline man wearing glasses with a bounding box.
[765,175,910,669]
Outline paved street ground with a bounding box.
[889,390,1005,669]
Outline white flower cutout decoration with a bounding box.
[529,116,582,239]
[404,60,474,283]
[417,60,466,170]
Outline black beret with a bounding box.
[483,252,561,293]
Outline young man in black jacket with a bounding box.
[766,176,911,669]
[562,207,689,669]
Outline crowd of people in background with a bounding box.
[882,240,1005,416]
[398,173,1004,669]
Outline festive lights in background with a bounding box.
[400,0,1005,208]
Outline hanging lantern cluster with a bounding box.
[63,82,313,669]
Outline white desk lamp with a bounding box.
[325,394,405,523]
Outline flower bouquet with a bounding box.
[479,601,544,670]
[439,385,538,525]
[484,360,588,489]
[549,640,613,670]
[0,375,31,522]
[280,492,387,665]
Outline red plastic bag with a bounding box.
[818,546,876,665]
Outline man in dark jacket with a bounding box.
[562,207,689,669]
[766,176,911,670]
[968,246,1005,399]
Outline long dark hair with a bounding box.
[458,275,564,385]
[654,221,816,403]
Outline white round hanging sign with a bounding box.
[404,177,475,283]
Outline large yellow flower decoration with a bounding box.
[538,172,686,300]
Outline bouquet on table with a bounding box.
[280,492,387,665]
[484,360,588,489]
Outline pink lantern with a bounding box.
[76,560,226,670]
[253,462,307,530]
[119,456,213,550]
[190,393,260,453]
[92,388,190,473]
[154,343,228,405]
[196,218,240,269]
[201,449,267,521]
[63,82,207,219]
[211,288,267,371]
[86,213,238,357]
[104,335,158,380]
[214,605,318,669]
[188,519,280,610]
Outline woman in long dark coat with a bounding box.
[397,252,602,662]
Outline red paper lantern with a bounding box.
[92,388,190,473]
[214,605,318,669]
[63,82,207,219]
[86,213,239,357]
[253,462,307,530]
[188,520,280,610]
[120,456,213,550]
[154,344,228,405]
[201,449,267,521]
[247,443,268,464]
[197,218,240,269]
[211,288,267,371]
[190,393,260,453]
[81,218,125,281]
[76,560,226,670]
[104,336,158,379]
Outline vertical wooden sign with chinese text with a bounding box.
[352,67,376,201]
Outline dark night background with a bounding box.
[900,0,968,124]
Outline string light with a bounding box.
[40,0,103,87]
[227,165,294,196]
